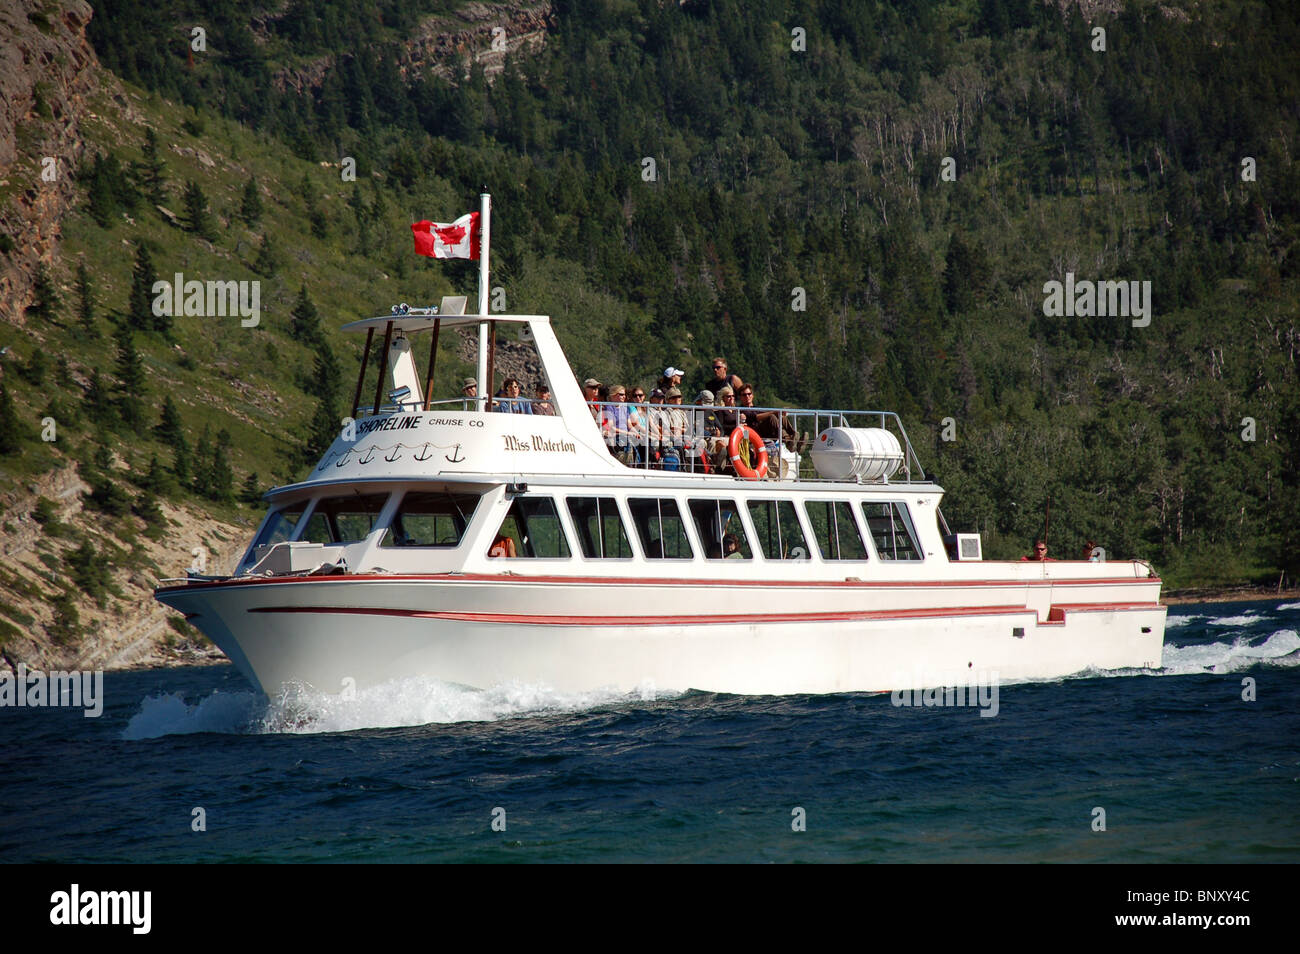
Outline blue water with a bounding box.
[2,599,1297,863]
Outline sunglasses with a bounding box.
[713,364,725,369]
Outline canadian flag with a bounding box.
[411,213,481,259]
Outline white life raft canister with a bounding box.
[809,427,904,481]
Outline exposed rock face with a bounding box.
[399,0,553,82]
[0,463,244,675]
[0,0,100,323]
[272,0,553,95]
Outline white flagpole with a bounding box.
[476,192,491,410]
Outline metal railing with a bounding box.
[586,400,926,484]
[348,396,928,484]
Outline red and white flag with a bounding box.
[411,212,481,259]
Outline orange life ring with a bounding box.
[728,426,768,480]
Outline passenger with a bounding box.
[701,357,743,398]
[1021,540,1052,561]
[723,533,743,559]
[660,366,685,393]
[714,385,745,433]
[488,533,518,558]
[582,378,602,421]
[601,385,635,463]
[692,390,726,472]
[1081,540,1096,561]
[738,385,796,453]
[646,388,666,467]
[495,377,533,413]
[661,387,689,471]
[532,382,556,416]
[461,378,477,410]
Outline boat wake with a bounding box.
[122,676,678,739]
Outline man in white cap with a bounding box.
[659,366,684,393]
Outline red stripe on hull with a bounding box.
[244,602,1159,626]
[160,572,1161,593]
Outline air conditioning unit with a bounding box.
[956,533,982,561]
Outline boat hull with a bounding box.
[157,575,1166,696]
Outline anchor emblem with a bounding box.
[384,446,402,462]
[359,447,376,465]
[445,444,465,463]
[413,442,434,461]
[335,450,352,468]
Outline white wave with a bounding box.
[123,676,678,738]
[122,690,266,739]
[1277,602,1300,611]
[1157,629,1300,676]
[1163,615,1203,628]
[1206,613,1263,627]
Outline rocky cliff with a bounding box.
[274,0,552,95]
[0,0,100,324]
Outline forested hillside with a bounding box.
[2,0,1298,663]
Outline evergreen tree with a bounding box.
[113,326,147,428]
[182,180,218,240]
[192,424,213,497]
[127,242,160,333]
[139,127,167,204]
[0,384,22,455]
[240,177,263,225]
[18,349,49,386]
[76,260,97,338]
[82,369,117,428]
[140,452,173,494]
[155,395,184,444]
[300,340,343,465]
[47,590,81,646]
[26,261,61,323]
[135,490,168,540]
[84,471,132,517]
[252,232,277,278]
[289,284,321,342]
[241,471,261,505]
[209,429,234,502]
[171,432,192,485]
[85,153,119,228]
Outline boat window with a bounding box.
[488,496,571,559]
[861,501,924,560]
[566,497,633,559]
[803,500,869,561]
[746,500,812,560]
[380,491,480,548]
[627,497,693,560]
[299,494,389,544]
[688,499,751,560]
[251,501,309,549]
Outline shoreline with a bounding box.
[1161,586,1300,606]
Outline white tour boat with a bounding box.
[155,303,1166,698]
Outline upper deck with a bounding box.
[278,310,929,500]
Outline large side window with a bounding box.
[627,497,693,559]
[252,502,308,549]
[381,491,480,548]
[566,497,633,559]
[746,500,812,560]
[861,501,924,560]
[488,496,571,559]
[299,494,389,544]
[688,499,751,560]
[804,500,868,560]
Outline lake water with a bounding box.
[2,599,1297,863]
